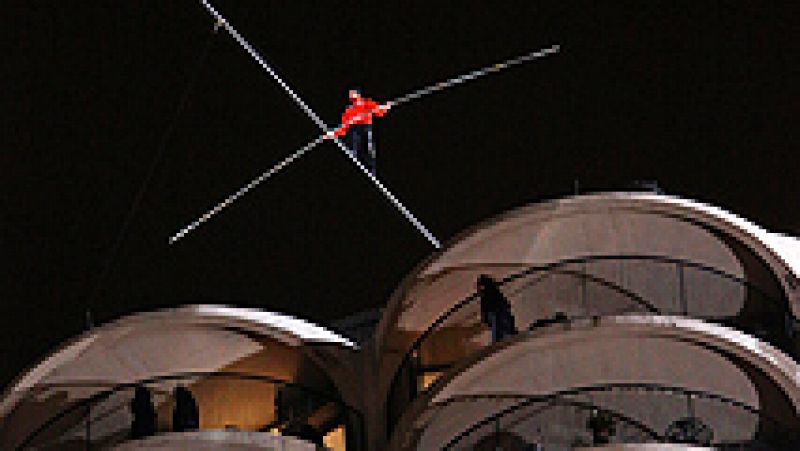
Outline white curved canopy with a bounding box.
[378,192,800,352]
[413,316,800,450]
[192,305,356,347]
[0,305,355,419]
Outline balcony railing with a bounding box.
[435,383,800,450]
[387,255,798,434]
[14,372,365,451]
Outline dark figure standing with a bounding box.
[588,409,616,445]
[296,424,324,447]
[325,89,391,176]
[130,385,156,439]
[477,274,517,343]
[172,385,199,432]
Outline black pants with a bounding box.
[347,124,376,175]
[486,310,517,344]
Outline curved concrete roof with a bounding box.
[441,192,800,277]
[0,305,355,419]
[112,431,319,450]
[433,316,800,406]
[407,316,800,450]
[377,192,800,353]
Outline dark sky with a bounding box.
[3,1,798,388]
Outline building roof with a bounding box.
[425,192,800,280]
[0,305,356,419]
[377,192,800,351]
[413,316,800,450]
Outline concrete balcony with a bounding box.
[113,431,319,450]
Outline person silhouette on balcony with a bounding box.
[296,424,324,447]
[478,274,517,344]
[130,385,156,439]
[172,385,199,432]
[588,408,616,445]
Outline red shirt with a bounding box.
[332,97,388,137]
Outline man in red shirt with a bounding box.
[324,89,391,175]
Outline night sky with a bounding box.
[3,1,798,388]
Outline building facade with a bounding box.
[3,193,800,449]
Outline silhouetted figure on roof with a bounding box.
[130,385,156,439]
[478,274,517,343]
[629,179,664,194]
[172,385,199,432]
